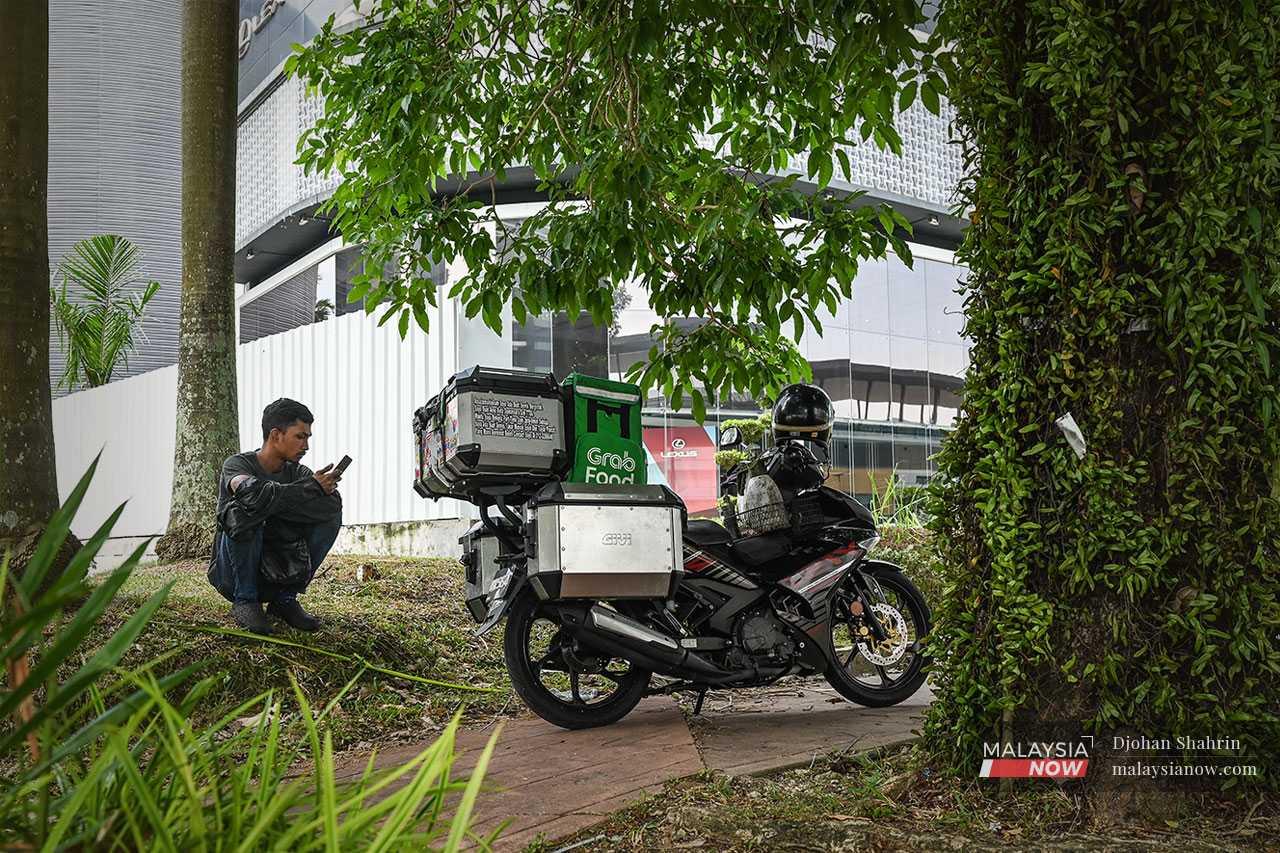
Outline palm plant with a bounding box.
[49,234,161,389]
[1,459,499,850]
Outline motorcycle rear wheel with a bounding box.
[504,591,651,730]
[822,565,930,707]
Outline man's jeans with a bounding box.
[211,518,341,605]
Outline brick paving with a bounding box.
[333,697,700,851]
[687,681,933,777]
[338,683,932,850]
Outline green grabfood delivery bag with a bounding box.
[562,373,647,485]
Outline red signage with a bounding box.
[642,427,718,514]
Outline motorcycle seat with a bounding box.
[728,533,791,569]
[686,520,792,574]
[685,519,732,547]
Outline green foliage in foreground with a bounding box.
[0,460,498,849]
[925,1,1280,779]
[288,0,948,409]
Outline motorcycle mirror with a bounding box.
[718,426,742,449]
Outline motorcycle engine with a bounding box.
[734,607,796,661]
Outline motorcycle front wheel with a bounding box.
[823,564,930,707]
[503,591,651,730]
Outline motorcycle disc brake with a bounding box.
[860,603,909,666]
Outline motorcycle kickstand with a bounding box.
[692,688,708,716]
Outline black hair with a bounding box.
[261,398,314,442]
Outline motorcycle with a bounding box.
[471,427,931,730]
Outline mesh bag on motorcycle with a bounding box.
[724,491,827,539]
[728,476,790,536]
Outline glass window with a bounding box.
[849,331,892,421]
[927,341,966,427]
[850,260,890,334]
[892,431,933,487]
[826,427,855,496]
[925,259,967,344]
[887,254,927,340]
[334,247,363,315]
[512,311,553,373]
[849,431,894,504]
[890,337,930,425]
[552,311,609,380]
[805,324,851,362]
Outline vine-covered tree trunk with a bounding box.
[926,1,1280,811]
[0,1,59,544]
[157,0,240,561]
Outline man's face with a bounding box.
[270,420,312,463]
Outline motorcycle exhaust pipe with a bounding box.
[553,604,729,679]
[560,604,789,686]
[589,605,728,679]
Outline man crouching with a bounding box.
[207,398,343,635]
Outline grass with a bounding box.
[538,747,1279,852]
[78,553,514,751]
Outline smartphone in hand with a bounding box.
[334,455,353,476]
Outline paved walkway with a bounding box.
[337,680,934,850]
[334,697,701,850]
[690,682,933,776]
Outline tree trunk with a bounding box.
[925,1,1280,811]
[156,0,240,561]
[0,1,59,545]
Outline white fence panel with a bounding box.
[236,307,462,526]
[52,364,179,539]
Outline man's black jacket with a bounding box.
[211,473,342,586]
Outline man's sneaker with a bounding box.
[267,599,321,632]
[231,602,273,635]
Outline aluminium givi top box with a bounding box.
[414,365,567,499]
[525,482,686,600]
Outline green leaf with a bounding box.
[920,80,940,115]
[899,81,917,112]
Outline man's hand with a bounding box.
[313,463,341,495]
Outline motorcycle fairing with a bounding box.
[774,541,866,661]
[682,545,759,589]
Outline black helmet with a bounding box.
[771,383,834,445]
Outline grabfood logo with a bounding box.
[601,532,632,547]
[584,446,637,484]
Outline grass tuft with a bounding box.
[76,554,513,750]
